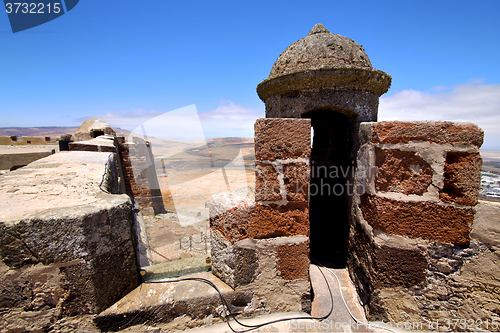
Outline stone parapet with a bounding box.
[0,152,139,330]
[0,136,56,145]
[117,137,165,214]
[349,121,492,325]
[208,118,312,316]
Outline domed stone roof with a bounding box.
[269,24,373,79]
[257,24,391,103]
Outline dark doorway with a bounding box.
[92,130,105,138]
[303,109,353,268]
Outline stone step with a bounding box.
[95,271,248,332]
[101,265,409,333]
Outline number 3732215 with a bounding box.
[5,3,61,14]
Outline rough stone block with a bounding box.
[371,121,484,147]
[248,203,309,239]
[373,245,427,288]
[208,189,255,243]
[440,152,482,206]
[210,205,253,243]
[0,152,139,319]
[277,239,310,280]
[255,162,281,202]
[210,230,258,289]
[375,147,433,195]
[236,235,311,313]
[0,148,55,171]
[254,118,311,161]
[360,194,474,245]
[283,162,310,202]
[471,201,500,247]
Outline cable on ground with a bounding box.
[143,263,335,333]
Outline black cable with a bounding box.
[98,154,114,194]
[143,258,335,333]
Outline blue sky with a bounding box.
[1,0,499,149]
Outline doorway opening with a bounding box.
[303,109,354,268]
[91,130,105,138]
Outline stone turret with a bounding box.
[257,23,391,121]
[74,119,116,142]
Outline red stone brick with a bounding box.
[277,240,310,280]
[283,163,310,202]
[372,121,484,147]
[360,194,474,245]
[440,152,482,206]
[210,205,253,243]
[247,203,309,239]
[375,148,433,195]
[255,118,311,161]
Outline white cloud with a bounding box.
[379,81,500,150]
[83,101,264,140]
[199,101,264,139]
[79,109,162,132]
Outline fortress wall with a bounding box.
[117,137,165,215]
[209,118,312,314]
[0,136,56,145]
[0,152,139,331]
[349,121,500,327]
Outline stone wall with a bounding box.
[0,147,56,171]
[117,137,164,215]
[209,118,312,315]
[69,135,126,194]
[0,136,56,145]
[349,121,499,330]
[0,152,139,331]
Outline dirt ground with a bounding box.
[142,166,255,265]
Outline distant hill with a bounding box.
[0,127,132,138]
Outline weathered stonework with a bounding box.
[254,118,311,160]
[283,162,309,202]
[248,203,309,239]
[370,121,484,147]
[349,120,492,328]
[209,117,312,315]
[360,194,474,246]
[0,152,139,330]
[372,245,427,289]
[209,190,254,243]
[375,147,433,195]
[257,24,391,121]
[440,152,482,206]
[255,162,281,202]
[117,136,165,214]
[276,239,310,280]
